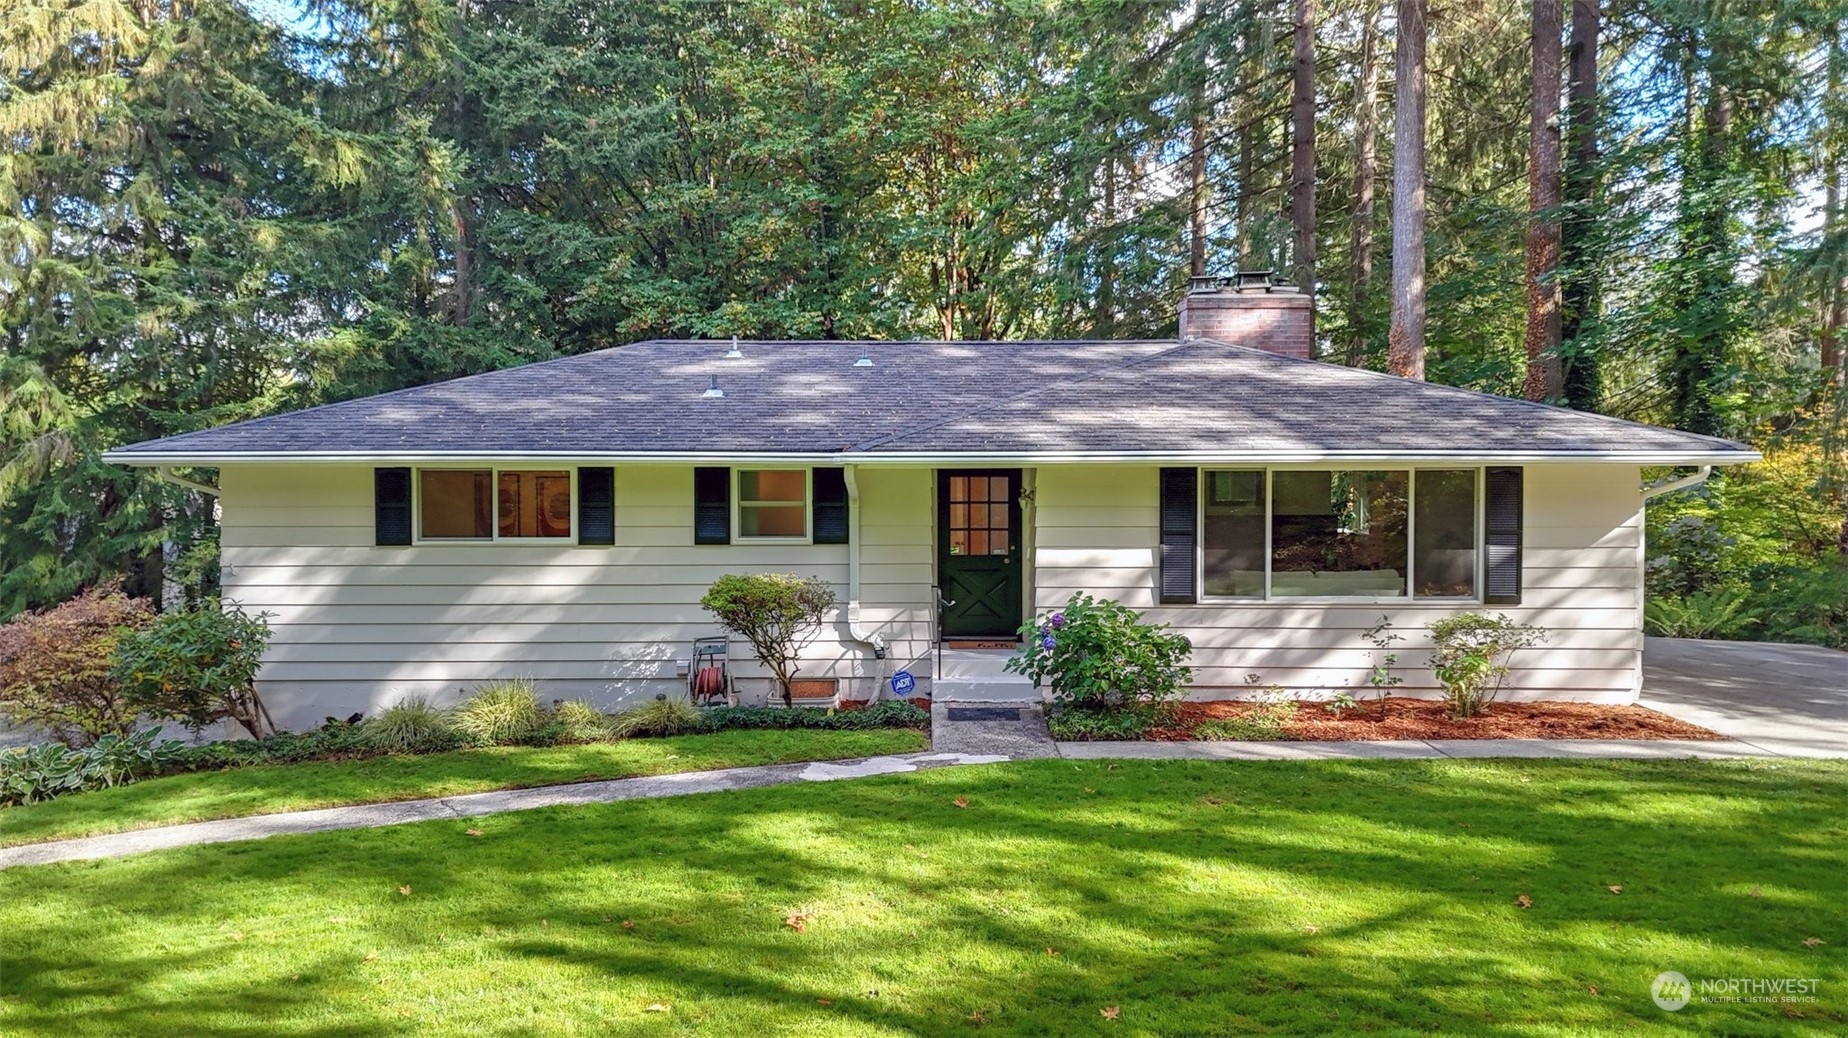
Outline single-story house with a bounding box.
[104,283,1757,729]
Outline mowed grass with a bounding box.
[0,729,926,848]
[3,758,1845,1037]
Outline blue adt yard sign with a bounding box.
[889,671,916,696]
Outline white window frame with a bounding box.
[412,466,579,544]
[1195,466,1484,605]
[733,467,811,544]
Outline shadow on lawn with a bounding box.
[2,758,1843,1036]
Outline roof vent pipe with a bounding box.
[854,345,874,368]
[724,336,743,359]
[701,375,724,399]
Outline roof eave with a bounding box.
[101,447,1762,467]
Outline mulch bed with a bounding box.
[837,697,933,712]
[1143,697,1724,742]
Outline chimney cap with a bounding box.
[1189,269,1281,294]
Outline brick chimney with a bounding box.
[1177,275,1314,360]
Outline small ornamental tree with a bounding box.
[1006,592,1192,711]
[0,584,155,747]
[1426,612,1548,718]
[700,574,837,707]
[116,600,276,739]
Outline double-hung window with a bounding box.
[418,468,574,541]
[1200,468,1480,600]
[735,469,809,540]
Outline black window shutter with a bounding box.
[1158,467,1198,604]
[812,468,849,544]
[1484,467,1524,605]
[374,467,412,546]
[693,467,731,545]
[577,467,614,545]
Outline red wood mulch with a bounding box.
[1143,697,1723,742]
[837,697,933,711]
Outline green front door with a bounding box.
[937,470,1024,639]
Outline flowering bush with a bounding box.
[1426,612,1548,718]
[1006,593,1191,710]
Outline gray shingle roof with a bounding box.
[105,338,1755,463]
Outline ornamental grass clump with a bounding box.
[607,698,702,738]
[551,700,612,743]
[1007,593,1192,711]
[363,697,463,755]
[452,678,546,745]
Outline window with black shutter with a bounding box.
[577,467,614,545]
[1158,467,1198,604]
[374,467,412,546]
[693,467,731,544]
[1483,467,1524,605]
[812,468,849,544]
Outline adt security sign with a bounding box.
[889,671,916,696]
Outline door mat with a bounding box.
[946,707,1023,722]
[945,640,1018,650]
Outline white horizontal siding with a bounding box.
[1030,463,1645,701]
[220,464,934,728]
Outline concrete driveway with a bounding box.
[1641,637,1848,758]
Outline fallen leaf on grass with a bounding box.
[1083,786,1096,794]
[1046,947,1060,957]
[622,920,636,930]
[968,1010,988,1024]
[1589,985,1599,996]
[953,796,970,808]
[1515,894,1533,909]
[364,951,379,962]
[1750,885,1763,897]
[1802,937,1824,947]
[398,885,412,897]
[816,998,832,1005]
[464,828,483,838]
[1302,924,1320,935]
[1100,1005,1120,1020]
[1607,885,1622,895]
[643,1003,670,1013]
[785,912,811,933]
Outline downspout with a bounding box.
[841,465,889,705]
[1634,465,1714,698]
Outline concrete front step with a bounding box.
[934,647,1037,702]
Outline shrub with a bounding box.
[116,600,275,739]
[607,698,703,738]
[1749,557,1848,649]
[0,744,85,806]
[0,584,154,747]
[694,701,930,733]
[1006,593,1192,711]
[700,573,837,707]
[363,697,463,755]
[452,678,545,746]
[1427,613,1548,719]
[551,700,611,743]
[1046,707,1152,741]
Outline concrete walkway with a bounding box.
[930,700,1059,759]
[0,751,1007,870]
[1639,636,1848,758]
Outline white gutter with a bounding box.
[840,465,889,705]
[153,466,220,498]
[1633,465,1716,699]
[103,448,1762,467]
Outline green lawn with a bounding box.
[0,728,926,848]
[3,758,1844,1037]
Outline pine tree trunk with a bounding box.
[1346,5,1379,367]
[1560,0,1602,410]
[1821,32,1845,389]
[1290,0,1317,297]
[1523,0,1564,402]
[1387,0,1427,380]
[1098,152,1117,335]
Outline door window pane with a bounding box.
[1203,470,1266,597]
[1271,471,1408,597]
[1414,469,1478,597]
[420,470,493,539]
